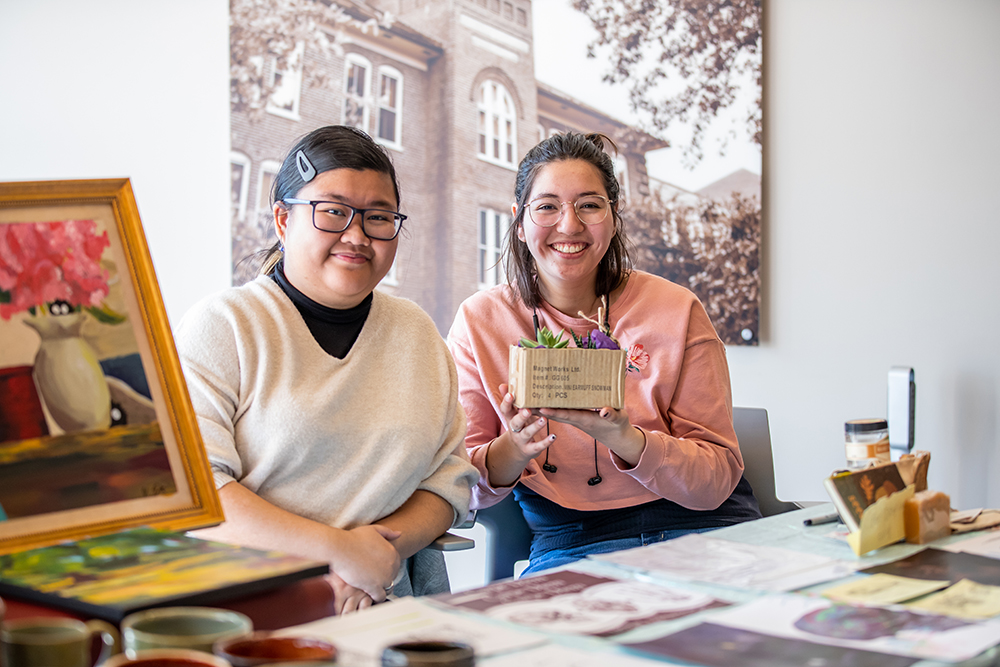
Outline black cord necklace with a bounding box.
[533,295,609,486]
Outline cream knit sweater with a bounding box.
[175,276,477,530]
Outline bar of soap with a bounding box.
[904,489,951,544]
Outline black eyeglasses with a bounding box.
[282,198,406,240]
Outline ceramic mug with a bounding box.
[1,616,119,667]
[213,632,337,666]
[103,648,231,667]
[381,641,475,667]
[121,607,252,657]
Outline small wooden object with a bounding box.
[508,346,626,409]
[904,489,951,544]
[897,450,931,492]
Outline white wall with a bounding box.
[3,1,997,511]
[0,0,232,326]
[728,0,1000,508]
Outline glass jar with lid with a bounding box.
[844,418,890,469]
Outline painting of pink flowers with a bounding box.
[0,220,115,321]
[1,218,174,522]
[0,178,223,555]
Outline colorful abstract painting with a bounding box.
[0,527,328,621]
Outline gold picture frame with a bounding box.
[0,178,223,554]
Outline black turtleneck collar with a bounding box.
[270,261,373,358]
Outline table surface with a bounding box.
[524,504,1000,667]
[278,504,1000,667]
[588,503,999,667]
[443,504,999,667]
[3,505,998,667]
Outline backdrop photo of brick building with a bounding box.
[230,0,761,343]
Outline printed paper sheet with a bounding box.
[593,533,855,592]
[707,592,1000,662]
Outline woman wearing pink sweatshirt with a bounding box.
[448,132,761,574]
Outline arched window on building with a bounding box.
[256,159,281,224]
[376,65,403,149]
[478,207,508,289]
[267,43,303,120]
[477,80,516,168]
[230,152,251,222]
[343,53,372,133]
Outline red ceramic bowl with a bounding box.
[214,632,337,666]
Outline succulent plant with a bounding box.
[519,326,569,349]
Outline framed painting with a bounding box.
[0,178,223,554]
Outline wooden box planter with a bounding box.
[508,346,627,409]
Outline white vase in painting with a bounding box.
[22,312,111,433]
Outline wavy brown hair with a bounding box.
[502,132,633,308]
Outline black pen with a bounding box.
[803,513,841,526]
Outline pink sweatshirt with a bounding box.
[447,270,744,513]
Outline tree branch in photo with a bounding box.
[230,0,394,121]
[628,189,760,344]
[572,0,761,165]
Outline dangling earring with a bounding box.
[542,423,557,473]
[588,440,602,486]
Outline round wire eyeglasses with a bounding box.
[526,195,613,227]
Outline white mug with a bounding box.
[121,606,252,657]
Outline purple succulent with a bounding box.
[589,330,620,350]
